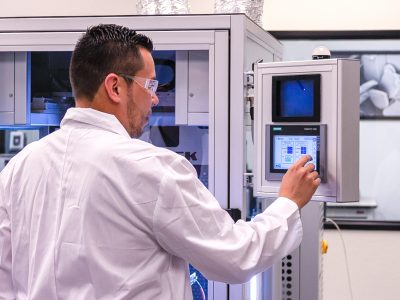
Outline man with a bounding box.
[0,24,320,299]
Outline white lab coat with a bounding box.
[0,108,302,300]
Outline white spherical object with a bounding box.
[312,46,331,60]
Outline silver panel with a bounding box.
[245,35,274,72]
[0,15,232,32]
[0,112,15,125]
[319,125,327,183]
[299,202,324,300]
[208,45,215,196]
[188,50,209,113]
[187,113,208,126]
[229,15,246,228]
[0,52,14,112]
[337,59,360,203]
[175,51,189,125]
[213,30,229,208]
[14,52,28,124]
[0,31,215,51]
[0,32,81,50]
[213,281,228,300]
[245,18,282,56]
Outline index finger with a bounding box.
[292,155,312,168]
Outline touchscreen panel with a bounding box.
[265,125,326,181]
[273,135,318,170]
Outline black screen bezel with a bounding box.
[272,74,321,122]
[269,125,321,174]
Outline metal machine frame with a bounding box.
[0,14,283,300]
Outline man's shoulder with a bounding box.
[93,134,182,166]
[120,138,183,163]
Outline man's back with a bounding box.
[0,108,306,300]
[0,108,193,299]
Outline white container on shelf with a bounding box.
[136,0,190,14]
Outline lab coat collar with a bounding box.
[61,108,131,138]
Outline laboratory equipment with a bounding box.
[254,59,360,203]
[0,14,282,300]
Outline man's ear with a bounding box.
[104,73,123,104]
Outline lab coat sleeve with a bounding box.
[0,178,15,299]
[153,156,302,284]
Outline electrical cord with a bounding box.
[190,272,206,300]
[325,218,354,300]
[194,279,206,300]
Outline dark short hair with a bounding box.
[69,24,153,100]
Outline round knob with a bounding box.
[321,239,328,254]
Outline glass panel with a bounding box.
[153,51,176,114]
[29,51,75,126]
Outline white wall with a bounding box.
[264,0,400,30]
[323,229,400,300]
[0,0,215,17]
[0,0,137,17]
[360,121,400,220]
[2,0,400,31]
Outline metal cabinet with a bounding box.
[0,14,282,300]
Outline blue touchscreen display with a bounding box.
[273,135,318,170]
[280,79,314,117]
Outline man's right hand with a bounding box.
[279,155,321,209]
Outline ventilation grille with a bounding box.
[282,254,294,300]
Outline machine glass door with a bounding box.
[29,51,75,126]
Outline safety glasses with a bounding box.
[118,74,159,94]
